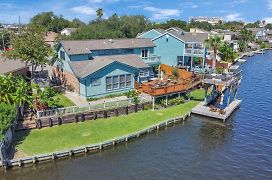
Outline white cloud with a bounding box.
[71,5,97,15]
[88,0,120,3]
[143,6,181,20]
[267,0,272,10]
[182,2,198,9]
[225,13,244,21]
[264,17,272,23]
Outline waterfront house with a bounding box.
[246,28,267,40]
[0,54,29,76]
[44,31,58,48]
[53,38,160,99]
[138,27,208,69]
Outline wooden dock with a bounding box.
[192,100,242,122]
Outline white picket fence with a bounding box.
[37,97,150,118]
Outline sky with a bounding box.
[1,0,272,24]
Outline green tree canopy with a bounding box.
[4,25,52,73]
[205,35,223,71]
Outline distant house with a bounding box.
[54,38,160,98]
[266,30,272,44]
[246,28,267,40]
[189,28,209,34]
[211,30,239,52]
[61,28,77,36]
[0,54,29,76]
[138,27,208,69]
[44,31,58,48]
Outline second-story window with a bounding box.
[141,49,148,58]
[60,51,65,60]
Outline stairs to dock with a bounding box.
[16,110,37,131]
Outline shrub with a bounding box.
[0,103,16,137]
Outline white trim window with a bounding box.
[106,77,112,91]
[126,74,132,87]
[113,76,119,90]
[141,49,149,58]
[119,75,126,88]
[91,78,101,86]
[139,70,149,77]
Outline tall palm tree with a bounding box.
[96,8,104,21]
[239,28,254,45]
[205,35,222,72]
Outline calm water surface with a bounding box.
[1,51,272,179]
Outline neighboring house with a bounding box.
[137,29,165,39]
[246,28,267,40]
[54,38,160,98]
[190,28,209,34]
[189,16,223,25]
[211,30,239,52]
[266,30,272,44]
[61,28,77,36]
[138,27,208,68]
[0,54,29,76]
[44,31,58,48]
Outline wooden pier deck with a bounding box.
[192,100,242,122]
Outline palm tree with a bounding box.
[219,42,238,63]
[96,8,104,21]
[205,35,222,72]
[239,28,254,47]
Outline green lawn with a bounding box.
[190,88,206,101]
[14,101,199,156]
[53,94,75,108]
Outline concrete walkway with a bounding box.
[64,91,89,107]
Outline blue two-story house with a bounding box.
[53,38,160,99]
[138,27,208,69]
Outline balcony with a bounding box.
[142,55,161,65]
[184,48,204,57]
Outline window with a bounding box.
[139,71,149,77]
[141,49,148,58]
[126,74,132,87]
[91,78,101,86]
[119,75,126,88]
[60,51,65,60]
[113,76,119,89]
[106,77,112,90]
[139,71,144,77]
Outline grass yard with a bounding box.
[190,88,206,101]
[14,101,199,156]
[53,94,75,108]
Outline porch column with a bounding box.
[166,95,168,106]
[152,96,155,111]
[182,55,185,66]
[227,86,232,106]
[190,57,193,70]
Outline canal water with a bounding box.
[1,51,272,179]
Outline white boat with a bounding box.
[237,59,247,63]
[255,51,264,54]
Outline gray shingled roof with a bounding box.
[61,38,155,55]
[68,54,148,78]
[167,31,209,43]
[0,55,29,74]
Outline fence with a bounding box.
[0,110,19,167]
[37,97,150,118]
[36,102,151,129]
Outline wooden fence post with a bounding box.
[103,111,107,118]
[115,109,119,116]
[125,106,128,115]
[49,118,53,127]
[58,117,62,125]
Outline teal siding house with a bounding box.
[54,38,160,98]
[138,27,208,68]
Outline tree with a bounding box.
[30,12,81,33]
[238,28,254,52]
[218,42,238,62]
[205,36,223,72]
[4,25,52,75]
[96,8,104,21]
[0,30,11,50]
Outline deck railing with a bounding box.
[142,77,202,96]
[142,55,161,65]
[37,97,150,118]
[184,48,204,56]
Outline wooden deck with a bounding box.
[192,100,242,121]
[140,78,202,97]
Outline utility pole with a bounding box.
[1,34,4,51]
